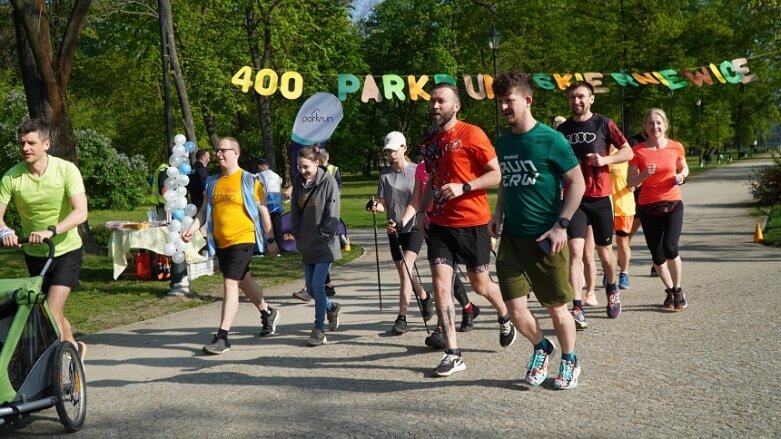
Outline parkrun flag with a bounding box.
[289,92,344,179]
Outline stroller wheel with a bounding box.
[50,342,87,432]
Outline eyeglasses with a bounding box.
[215,148,235,155]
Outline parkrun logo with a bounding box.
[565,132,597,145]
[301,108,335,124]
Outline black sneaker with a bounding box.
[432,353,466,377]
[259,307,281,336]
[674,288,688,311]
[420,292,435,321]
[203,336,231,355]
[325,284,336,297]
[459,304,480,332]
[424,328,445,349]
[499,318,517,348]
[663,288,675,310]
[391,316,408,335]
[650,266,659,277]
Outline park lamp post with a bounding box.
[489,26,501,138]
[696,98,703,166]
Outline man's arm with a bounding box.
[440,157,501,199]
[589,142,634,167]
[258,204,278,255]
[489,183,505,237]
[539,166,584,254]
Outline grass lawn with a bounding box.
[0,243,362,336]
[760,204,781,246]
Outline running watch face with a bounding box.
[557,217,570,228]
[462,182,472,193]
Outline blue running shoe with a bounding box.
[525,340,556,386]
[553,359,581,390]
[618,272,630,289]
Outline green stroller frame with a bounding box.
[0,238,86,432]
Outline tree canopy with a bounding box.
[0,0,778,199]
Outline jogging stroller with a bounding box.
[0,238,86,432]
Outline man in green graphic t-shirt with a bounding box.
[489,72,585,390]
[0,118,89,361]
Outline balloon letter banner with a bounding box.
[289,92,344,180]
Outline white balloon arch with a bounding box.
[162,134,198,265]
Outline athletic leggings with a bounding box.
[638,201,684,265]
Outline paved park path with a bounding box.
[9,157,780,438]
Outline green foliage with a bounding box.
[749,151,781,205]
[75,129,148,211]
[762,203,781,246]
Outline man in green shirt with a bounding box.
[490,72,585,390]
[0,118,89,360]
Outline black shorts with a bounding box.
[387,229,424,261]
[215,243,254,281]
[567,196,614,246]
[25,247,83,293]
[427,223,491,272]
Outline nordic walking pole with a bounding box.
[370,196,383,310]
[390,221,430,334]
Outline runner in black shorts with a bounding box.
[557,81,633,328]
[368,131,434,336]
[399,83,515,378]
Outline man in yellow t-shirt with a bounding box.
[0,118,89,360]
[608,146,636,289]
[183,137,279,355]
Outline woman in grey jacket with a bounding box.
[291,146,342,346]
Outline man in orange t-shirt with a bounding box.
[398,83,515,377]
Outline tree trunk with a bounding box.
[246,4,276,169]
[201,103,220,149]
[160,0,196,142]
[11,0,99,252]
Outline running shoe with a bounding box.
[292,288,312,302]
[259,307,281,336]
[307,328,327,346]
[499,318,517,348]
[459,304,480,332]
[618,272,630,289]
[583,291,598,306]
[602,276,608,288]
[433,353,466,377]
[674,288,688,311]
[572,307,588,330]
[420,292,435,321]
[650,266,658,277]
[424,328,445,349]
[663,288,675,310]
[325,283,336,297]
[553,359,581,390]
[525,340,555,386]
[327,303,341,331]
[606,288,621,319]
[390,316,408,335]
[203,336,231,355]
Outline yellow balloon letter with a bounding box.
[279,71,303,99]
[254,68,278,96]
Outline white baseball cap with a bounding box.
[383,131,406,151]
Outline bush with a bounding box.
[749,150,781,205]
[75,129,148,211]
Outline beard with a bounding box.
[431,107,456,128]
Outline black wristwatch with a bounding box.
[47,225,58,236]
[266,237,275,244]
[462,182,472,193]
[556,217,570,228]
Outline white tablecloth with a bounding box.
[108,226,207,280]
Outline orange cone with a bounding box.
[754,223,764,243]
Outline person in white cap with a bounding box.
[366,131,435,334]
